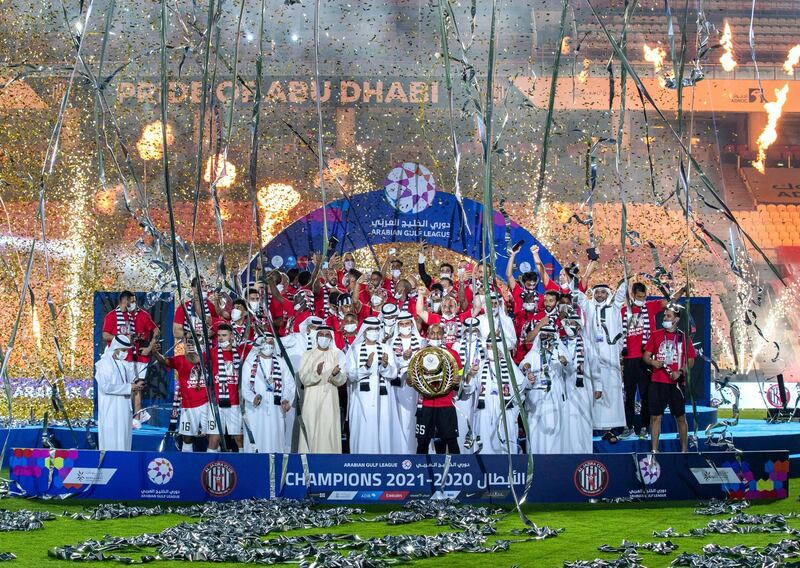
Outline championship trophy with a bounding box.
[407,346,461,397]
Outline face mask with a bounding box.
[428,339,442,347]
[493,307,500,317]
[114,349,128,361]
[317,336,332,349]
[231,308,243,321]
[634,299,645,307]
[399,325,412,336]
[344,323,357,333]
[371,295,383,307]
[431,302,441,312]
[391,269,401,278]
[365,329,380,342]
[219,340,230,349]
[344,260,355,270]
[126,302,136,312]
[663,320,675,331]
[384,320,396,330]
[260,344,274,356]
[523,302,535,312]
[276,284,285,293]
[248,300,259,312]
[440,272,451,280]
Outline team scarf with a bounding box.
[623,303,652,346]
[440,314,462,345]
[215,343,241,407]
[250,355,283,403]
[593,301,624,345]
[358,342,387,395]
[477,356,513,409]
[232,321,252,348]
[115,307,133,336]
[182,296,212,334]
[392,333,421,355]
[458,336,486,369]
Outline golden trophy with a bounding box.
[407,346,461,397]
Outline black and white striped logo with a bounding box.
[574,459,609,497]
[201,460,237,497]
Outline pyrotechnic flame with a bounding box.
[136,121,173,161]
[577,58,590,83]
[257,183,301,242]
[643,44,666,73]
[783,45,800,75]
[561,36,571,55]
[204,154,237,188]
[719,21,737,72]
[752,84,790,174]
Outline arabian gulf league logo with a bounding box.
[383,162,436,214]
[147,457,174,485]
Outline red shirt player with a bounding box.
[412,323,464,455]
[101,291,159,363]
[643,304,696,454]
[208,324,243,451]
[416,289,468,347]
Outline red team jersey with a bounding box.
[211,347,240,405]
[644,329,697,384]
[173,299,219,328]
[622,300,665,359]
[102,308,157,362]
[167,355,209,409]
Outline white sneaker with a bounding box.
[638,427,649,440]
[620,427,635,439]
[132,418,141,430]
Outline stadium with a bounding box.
[1,0,800,566]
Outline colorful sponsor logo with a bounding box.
[380,491,410,501]
[574,460,609,497]
[401,459,412,471]
[146,458,174,485]
[200,461,237,497]
[638,457,661,485]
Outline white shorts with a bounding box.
[179,404,209,437]
[211,406,242,436]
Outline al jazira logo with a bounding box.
[766,384,790,408]
[383,162,437,214]
[638,457,661,485]
[146,457,174,485]
[574,460,609,497]
[201,461,237,497]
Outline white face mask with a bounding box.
[431,302,441,313]
[365,329,380,342]
[317,336,332,349]
[219,340,231,349]
[522,302,536,312]
[492,306,500,317]
[260,344,274,356]
[276,284,285,293]
[384,320,396,330]
[428,339,442,347]
[663,320,675,331]
[371,295,383,307]
[231,308,243,321]
[126,302,136,312]
[344,260,355,270]
[248,300,260,312]
[344,323,357,333]
[391,269,401,278]
[399,324,413,336]
[440,272,451,280]
[633,299,645,307]
[113,349,128,361]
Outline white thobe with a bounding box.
[561,336,594,453]
[451,338,485,452]
[522,340,571,454]
[279,331,313,452]
[96,352,133,451]
[575,283,627,429]
[242,352,295,454]
[473,358,527,455]
[346,344,398,454]
[388,336,420,454]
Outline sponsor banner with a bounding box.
[714,382,795,409]
[9,448,268,501]
[741,168,800,205]
[10,449,789,503]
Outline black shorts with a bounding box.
[415,406,459,440]
[648,381,686,418]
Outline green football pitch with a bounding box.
[1,475,798,567]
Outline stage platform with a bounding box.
[3,406,799,474]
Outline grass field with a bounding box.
[1,474,798,568]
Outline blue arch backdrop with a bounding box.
[246,164,561,284]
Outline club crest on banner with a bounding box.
[201,461,237,497]
[574,459,609,497]
[383,162,436,214]
[766,384,790,408]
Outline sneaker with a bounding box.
[132,418,141,430]
[638,427,648,440]
[620,427,635,439]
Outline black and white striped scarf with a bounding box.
[393,333,421,354]
[215,343,240,408]
[183,297,212,334]
[115,307,132,336]
[458,338,485,369]
[595,302,624,345]
[623,304,652,346]
[250,355,283,403]
[477,357,513,409]
[358,342,387,395]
